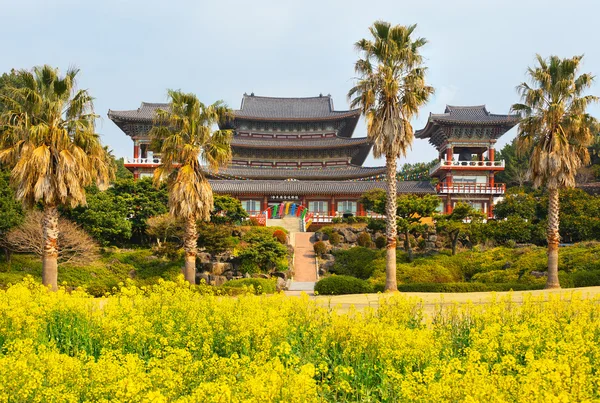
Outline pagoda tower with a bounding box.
[416,105,520,218]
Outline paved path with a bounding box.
[288,232,317,292]
[298,286,600,315]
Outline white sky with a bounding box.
[2,0,598,167]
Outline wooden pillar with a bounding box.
[300,196,306,207]
[479,153,485,162]
[330,197,336,216]
[133,141,140,159]
[489,172,495,188]
[488,147,495,162]
[446,172,453,187]
[446,195,453,214]
[262,196,268,212]
[446,145,453,162]
[358,202,365,217]
[488,197,494,219]
[133,170,140,180]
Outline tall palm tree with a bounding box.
[348,22,434,291]
[0,65,113,290]
[150,90,233,285]
[511,55,598,289]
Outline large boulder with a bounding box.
[215,251,234,263]
[314,231,327,241]
[272,271,287,280]
[275,277,287,292]
[209,275,228,286]
[338,227,357,243]
[197,252,211,264]
[320,253,336,271]
[203,262,233,275]
[197,271,210,285]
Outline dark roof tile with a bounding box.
[231,135,370,149]
[235,94,360,120]
[209,180,435,196]
[209,165,387,180]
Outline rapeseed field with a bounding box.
[0,277,599,402]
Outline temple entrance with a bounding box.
[266,201,306,219]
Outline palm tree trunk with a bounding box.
[385,155,398,292]
[546,188,561,289]
[183,216,198,285]
[42,205,59,291]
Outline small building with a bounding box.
[416,105,520,217]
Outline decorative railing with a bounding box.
[429,160,505,175]
[125,157,162,165]
[436,183,506,194]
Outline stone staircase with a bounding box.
[267,217,316,294]
[266,216,302,233]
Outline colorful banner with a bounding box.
[290,204,297,216]
[278,203,284,217]
[285,202,290,215]
[301,209,307,220]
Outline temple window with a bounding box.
[308,201,328,214]
[241,200,261,214]
[337,201,357,215]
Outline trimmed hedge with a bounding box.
[315,275,374,295]
[221,278,277,294]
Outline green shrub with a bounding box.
[570,270,600,288]
[331,217,342,224]
[320,226,335,238]
[397,262,460,284]
[313,241,327,257]
[375,236,386,249]
[329,232,341,246]
[367,219,386,232]
[222,278,277,294]
[314,275,374,295]
[272,230,287,244]
[151,242,182,260]
[396,282,545,293]
[357,232,372,248]
[330,247,382,279]
[86,280,118,297]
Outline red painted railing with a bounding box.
[437,183,506,194]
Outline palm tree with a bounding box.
[0,65,113,290]
[511,55,598,289]
[150,90,233,285]
[348,22,434,291]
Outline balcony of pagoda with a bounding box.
[429,159,505,176]
[436,183,506,195]
[124,157,162,168]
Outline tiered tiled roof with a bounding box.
[209,180,435,196]
[416,105,520,149]
[108,102,168,122]
[207,165,387,180]
[235,94,360,120]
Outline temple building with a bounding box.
[416,105,520,217]
[108,94,435,222]
[108,94,517,222]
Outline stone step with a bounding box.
[287,281,315,291]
